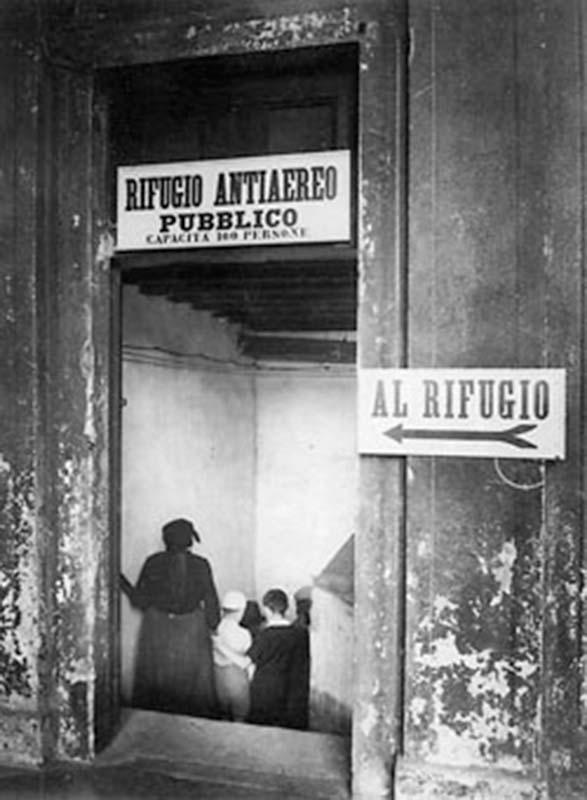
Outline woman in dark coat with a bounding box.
[120,518,220,718]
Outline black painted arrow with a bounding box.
[384,423,538,449]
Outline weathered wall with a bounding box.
[405,0,584,790]
[0,26,43,765]
[0,6,116,763]
[37,63,114,762]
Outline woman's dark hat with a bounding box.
[240,600,264,631]
[162,518,200,549]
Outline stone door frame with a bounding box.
[40,3,409,796]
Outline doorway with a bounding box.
[102,45,358,737]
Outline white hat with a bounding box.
[222,590,247,612]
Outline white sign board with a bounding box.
[358,368,566,460]
[116,150,351,251]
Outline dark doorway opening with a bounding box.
[100,43,358,744]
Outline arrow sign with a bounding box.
[359,368,566,460]
[384,423,538,450]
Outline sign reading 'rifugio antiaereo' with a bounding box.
[116,150,351,251]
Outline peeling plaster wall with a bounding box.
[406,0,585,782]
[405,473,542,769]
[0,30,42,764]
[0,12,111,766]
[41,63,114,763]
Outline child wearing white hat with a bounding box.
[212,590,252,721]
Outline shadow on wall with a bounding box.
[310,535,354,734]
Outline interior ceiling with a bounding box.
[122,258,357,334]
[111,45,358,347]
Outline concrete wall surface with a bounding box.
[405,0,585,786]
[0,27,43,766]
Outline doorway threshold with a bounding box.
[96,709,351,799]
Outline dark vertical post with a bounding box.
[353,2,409,798]
[91,83,120,753]
[515,0,586,789]
[36,62,114,761]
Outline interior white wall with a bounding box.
[254,369,357,604]
[120,288,256,701]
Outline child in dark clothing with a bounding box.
[246,588,309,729]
